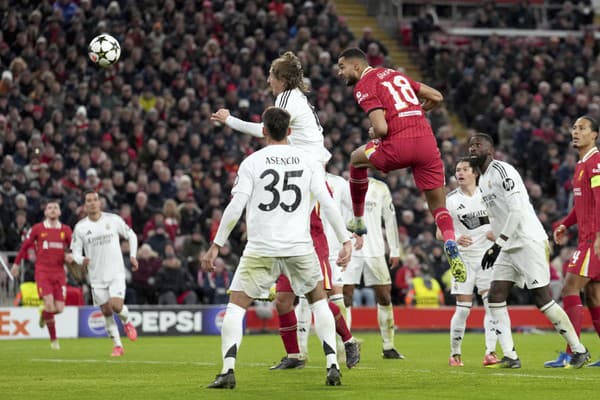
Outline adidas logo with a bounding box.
[531,280,538,285]
[457,204,466,210]
[86,230,92,235]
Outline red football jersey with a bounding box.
[572,148,600,242]
[354,67,433,139]
[14,221,72,274]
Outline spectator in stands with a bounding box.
[131,244,162,305]
[199,257,231,304]
[155,243,198,305]
[405,263,444,308]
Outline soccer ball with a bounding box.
[88,34,121,68]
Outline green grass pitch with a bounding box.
[1,332,597,400]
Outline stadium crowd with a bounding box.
[0,0,594,306]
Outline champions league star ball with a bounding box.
[88,34,121,68]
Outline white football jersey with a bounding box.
[71,212,136,286]
[233,144,337,256]
[353,178,400,258]
[323,173,352,257]
[276,88,331,164]
[446,187,492,257]
[478,160,547,250]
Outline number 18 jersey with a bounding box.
[354,68,433,139]
[233,144,329,257]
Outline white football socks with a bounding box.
[450,301,471,356]
[482,296,498,355]
[221,303,246,373]
[377,303,395,351]
[540,300,586,353]
[310,298,338,369]
[117,305,130,324]
[104,314,122,347]
[295,296,311,358]
[488,301,517,359]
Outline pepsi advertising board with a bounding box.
[78,305,229,337]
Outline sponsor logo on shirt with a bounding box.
[355,91,369,104]
[502,178,515,191]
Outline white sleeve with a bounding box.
[225,115,264,138]
[70,225,84,265]
[381,185,400,257]
[312,170,351,244]
[495,166,523,242]
[213,192,250,247]
[117,216,138,258]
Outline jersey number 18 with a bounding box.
[381,75,419,111]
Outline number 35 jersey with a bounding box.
[233,144,330,257]
[354,67,433,139]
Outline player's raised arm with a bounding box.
[417,82,443,111]
[211,108,264,138]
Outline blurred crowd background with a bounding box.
[0,0,594,306]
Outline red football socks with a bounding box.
[328,301,352,342]
[349,166,368,217]
[278,310,300,354]
[589,305,600,338]
[433,207,455,242]
[43,310,57,341]
[563,295,583,354]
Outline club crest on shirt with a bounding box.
[60,232,65,239]
[41,232,47,238]
[106,224,111,230]
[502,178,515,191]
[578,170,585,181]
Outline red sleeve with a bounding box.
[64,226,73,249]
[14,225,37,265]
[589,159,600,233]
[561,207,577,228]
[355,78,383,115]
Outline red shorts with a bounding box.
[35,271,67,301]
[567,242,600,281]
[365,134,444,190]
[276,210,332,292]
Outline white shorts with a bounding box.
[341,255,391,286]
[451,255,492,295]
[91,278,126,306]
[230,253,323,298]
[492,240,550,289]
[329,255,344,287]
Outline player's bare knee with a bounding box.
[274,292,294,314]
[305,284,327,304]
[532,286,553,308]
